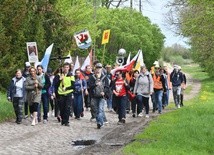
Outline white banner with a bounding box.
[26,42,39,63]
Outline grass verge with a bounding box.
[0,92,15,123]
[123,64,214,155]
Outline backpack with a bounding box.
[92,75,106,97]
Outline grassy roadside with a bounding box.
[0,92,14,123]
[122,64,214,155]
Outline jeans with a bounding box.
[114,95,127,121]
[38,93,49,120]
[172,86,181,106]
[73,93,83,118]
[162,89,170,106]
[154,90,163,113]
[107,95,112,110]
[91,98,105,126]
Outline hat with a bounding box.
[178,66,181,70]
[95,63,103,68]
[140,64,146,68]
[106,64,111,68]
[154,64,160,68]
[173,65,178,69]
[153,61,159,65]
[25,62,31,67]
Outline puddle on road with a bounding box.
[72,140,96,146]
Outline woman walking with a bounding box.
[134,65,153,118]
[7,69,26,124]
[25,67,43,126]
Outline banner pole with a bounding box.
[102,44,106,64]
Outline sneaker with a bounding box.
[43,119,48,124]
[97,124,101,129]
[137,112,143,117]
[80,112,84,117]
[86,108,89,111]
[104,121,109,124]
[65,123,70,127]
[31,119,36,126]
[57,116,61,122]
[52,110,55,117]
[121,118,126,123]
[145,115,149,118]
[117,121,123,125]
[132,113,136,118]
[24,115,28,119]
[178,105,181,109]
[90,117,95,122]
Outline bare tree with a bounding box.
[164,0,189,35]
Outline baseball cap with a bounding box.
[25,62,31,67]
[95,63,103,68]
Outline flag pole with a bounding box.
[101,44,106,64]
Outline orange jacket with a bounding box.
[153,74,163,89]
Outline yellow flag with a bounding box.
[101,29,110,44]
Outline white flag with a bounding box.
[81,51,92,71]
[73,56,80,75]
[64,52,73,64]
[126,52,131,64]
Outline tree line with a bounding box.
[166,0,214,76]
[0,0,164,90]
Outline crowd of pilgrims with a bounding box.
[7,60,186,129]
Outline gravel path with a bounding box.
[0,73,201,155]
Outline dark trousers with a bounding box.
[24,101,28,115]
[73,93,83,118]
[59,94,72,124]
[29,102,39,113]
[115,95,127,121]
[13,97,23,122]
[49,97,54,111]
[38,93,49,120]
[54,97,60,117]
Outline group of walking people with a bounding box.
[7,60,186,129]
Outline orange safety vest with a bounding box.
[153,74,163,89]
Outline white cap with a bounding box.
[25,62,31,67]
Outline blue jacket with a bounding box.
[170,70,184,87]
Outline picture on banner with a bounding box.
[26,42,38,63]
[74,29,92,49]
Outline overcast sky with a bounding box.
[123,0,189,47]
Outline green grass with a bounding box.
[0,92,15,123]
[123,64,214,155]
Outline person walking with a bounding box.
[134,66,153,118]
[129,70,139,117]
[88,63,110,129]
[55,63,75,126]
[7,69,26,124]
[73,69,87,120]
[22,62,31,119]
[152,66,167,114]
[170,65,184,108]
[25,67,43,126]
[37,65,51,123]
[178,66,186,107]
[112,70,129,124]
